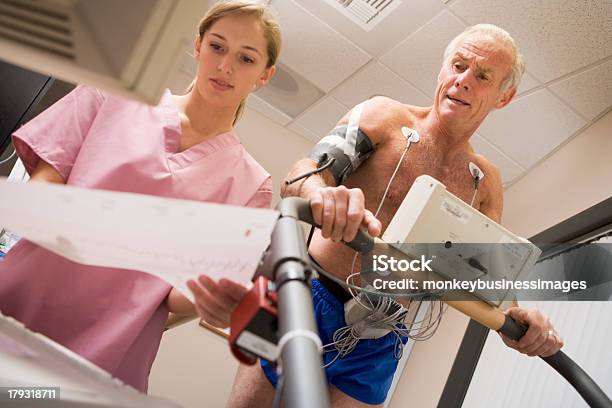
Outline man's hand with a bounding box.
[499,307,563,357]
[186,276,248,329]
[310,185,382,242]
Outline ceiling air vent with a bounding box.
[327,0,402,30]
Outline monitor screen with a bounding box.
[0,60,52,155]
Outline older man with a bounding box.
[229,24,564,407]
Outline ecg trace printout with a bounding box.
[0,179,279,302]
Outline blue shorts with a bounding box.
[260,279,408,405]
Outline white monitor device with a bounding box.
[0,0,208,104]
[382,175,542,307]
[0,312,180,408]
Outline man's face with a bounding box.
[434,34,516,129]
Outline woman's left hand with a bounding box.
[187,275,248,328]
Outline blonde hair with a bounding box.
[186,0,282,125]
[444,24,525,92]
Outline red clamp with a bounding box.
[229,276,279,365]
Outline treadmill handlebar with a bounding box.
[276,197,375,254]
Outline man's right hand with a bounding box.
[310,185,382,242]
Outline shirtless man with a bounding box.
[228,24,564,407]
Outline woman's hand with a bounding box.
[187,275,248,328]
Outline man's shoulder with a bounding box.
[358,97,422,141]
[469,151,503,198]
[469,151,504,222]
[364,96,419,118]
[367,95,403,108]
[470,152,501,179]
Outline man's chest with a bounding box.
[346,136,485,218]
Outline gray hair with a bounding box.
[443,24,525,92]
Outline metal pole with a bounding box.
[277,267,328,408]
[266,200,330,408]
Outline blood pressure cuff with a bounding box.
[308,124,375,185]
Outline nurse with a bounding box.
[0,0,280,393]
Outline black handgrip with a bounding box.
[498,313,528,340]
[346,229,375,253]
[499,315,612,408]
[277,197,375,254]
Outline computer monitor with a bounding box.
[0,0,208,104]
[382,175,542,307]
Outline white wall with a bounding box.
[235,107,314,201]
[465,239,612,407]
[465,294,612,407]
[148,321,237,408]
[389,307,470,408]
[503,110,612,237]
[147,106,314,408]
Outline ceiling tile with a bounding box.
[380,11,466,97]
[476,89,586,168]
[294,0,445,57]
[471,134,525,184]
[295,96,348,138]
[246,94,293,126]
[253,62,324,119]
[549,58,612,120]
[450,0,612,83]
[273,0,371,92]
[332,61,431,108]
[287,121,319,144]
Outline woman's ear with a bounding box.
[256,65,276,88]
[194,34,202,58]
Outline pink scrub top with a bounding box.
[0,85,272,392]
